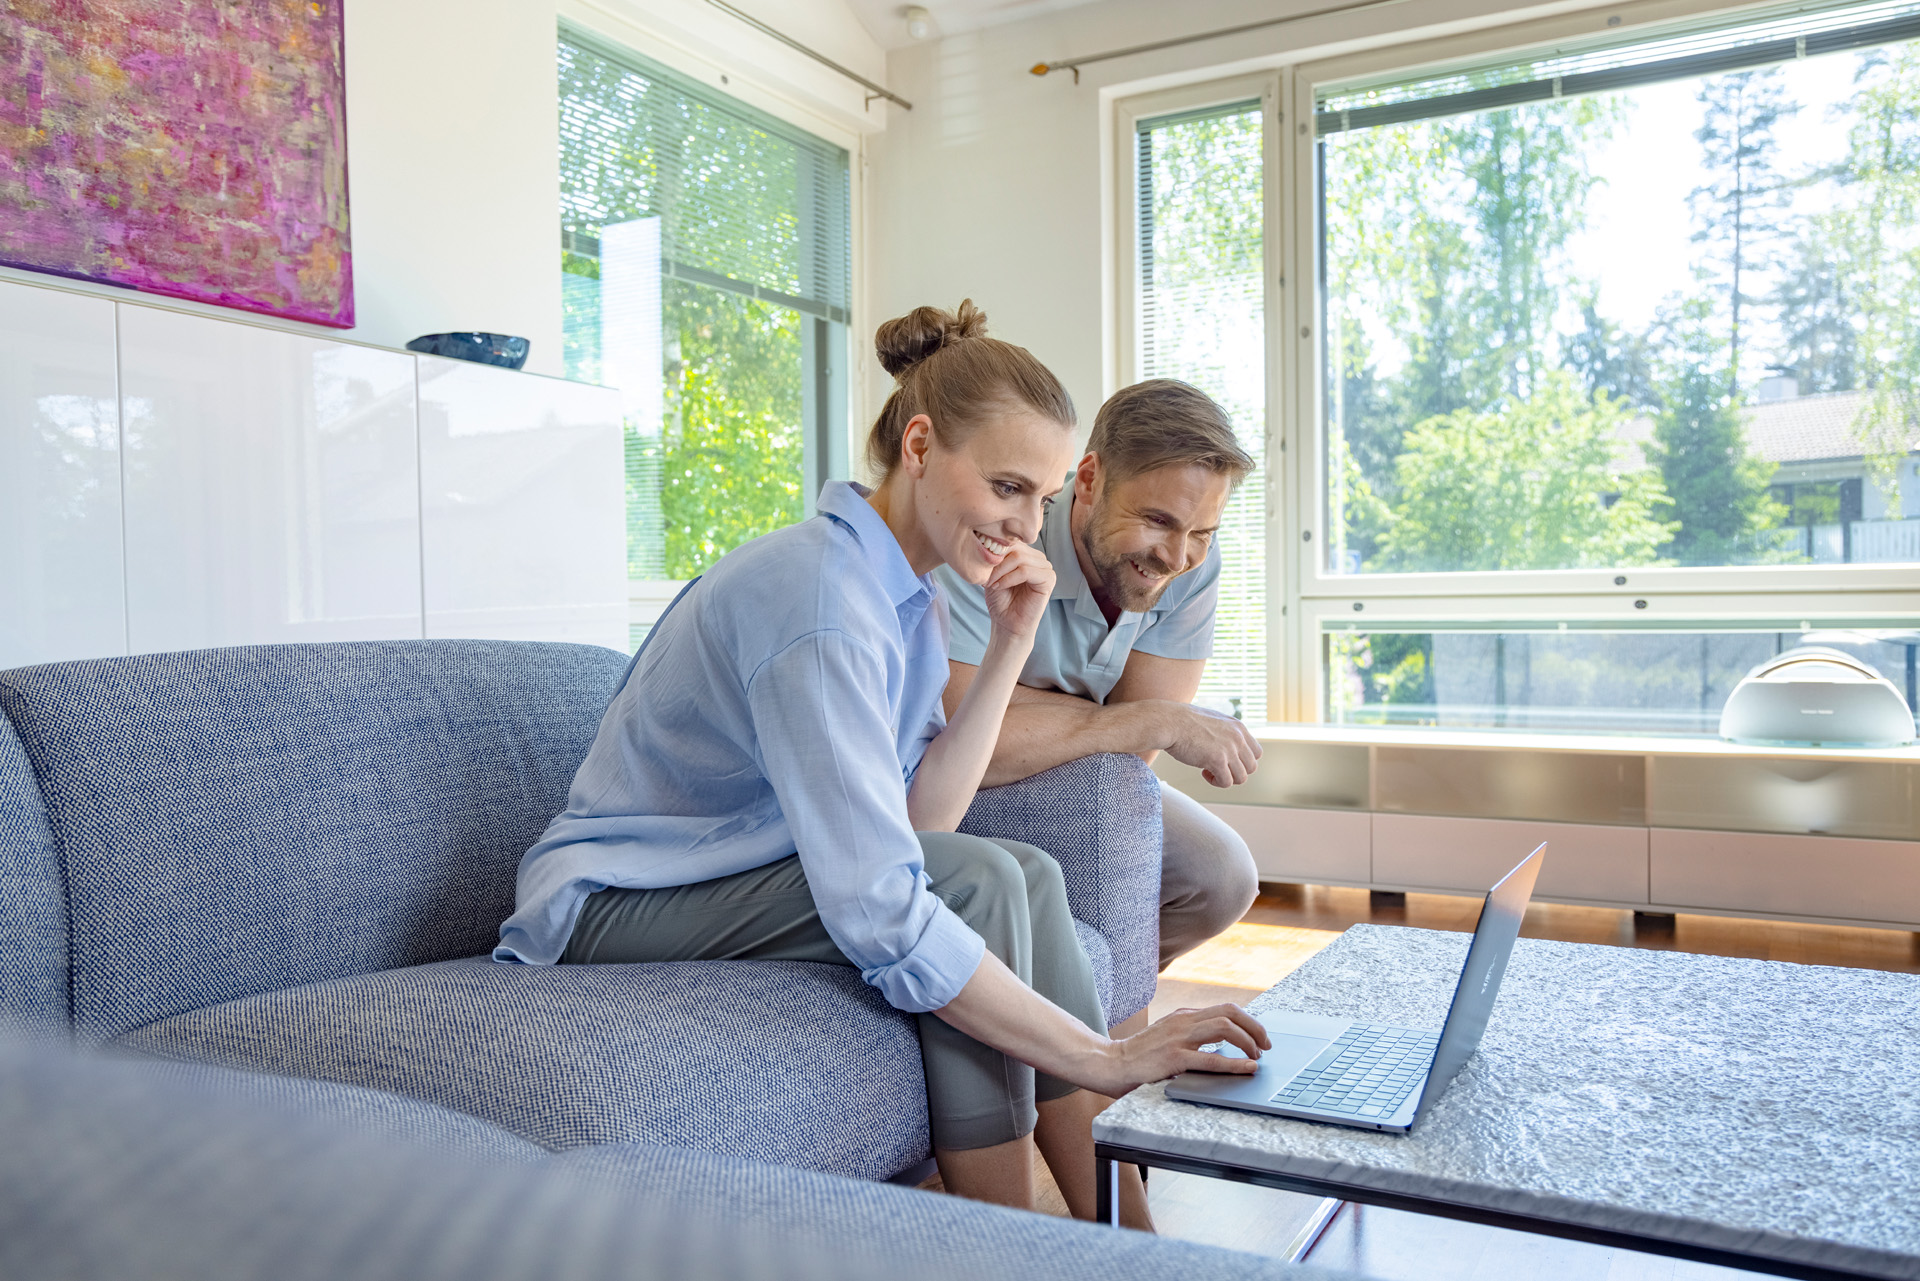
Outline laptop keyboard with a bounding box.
[1272,1024,1439,1119]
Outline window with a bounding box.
[1135,101,1270,721]
[1121,0,1920,735]
[1321,1,1920,580]
[558,30,851,589]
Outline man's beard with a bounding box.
[1084,512,1178,614]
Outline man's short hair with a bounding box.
[1085,379,1254,485]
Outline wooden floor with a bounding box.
[931,883,1920,1275]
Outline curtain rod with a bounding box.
[705,0,911,109]
[1030,0,1413,82]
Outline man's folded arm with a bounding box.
[943,650,1207,786]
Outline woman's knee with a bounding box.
[918,831,1029,918]
[992,838,1068,898]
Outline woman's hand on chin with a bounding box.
[982,543,1055,644]
[1083,1004,1270,1098]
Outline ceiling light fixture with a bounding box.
[904,6,932,40]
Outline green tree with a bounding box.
[1824,46,1920,502]
[1689,69,1798,393]
[1647,300,1787,566]
[652,285,805,578]
[1771,210,1860,395]
[1374,373,1675,572]
[1566,299,1659,409]
[559,38,833,582]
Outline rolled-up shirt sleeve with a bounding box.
[747,629,986,1013]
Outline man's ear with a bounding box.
[899,414,935,478]
[1073,451,1102,504]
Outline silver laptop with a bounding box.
[1166,843,1546,1134]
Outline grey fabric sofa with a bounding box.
[0,639,1163,1183]
[2,1034,1358,1281]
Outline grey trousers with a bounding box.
[561,831,1107,1151]
[1158,780,1261,970]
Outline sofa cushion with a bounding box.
[553,1142,1346,1281]
[119,1051,549,1163]
[0,709,65,1037]
[119,956,931,1181]
[962,753,1162,1022]
[0,640,626,1042]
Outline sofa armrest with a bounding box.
[956,754,1161,1024]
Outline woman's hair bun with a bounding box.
[874,300,988,378]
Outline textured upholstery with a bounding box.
[4,1036,1351,1281]
[0,641,627,1042]
[1072,918,1114,1020]
[961,754,1162,1023]
[554,1142,1346,1281]
[0,710,66,1037]
[121,1052,551,1163]
[120,957,931,1181]
[0,1038,893,1281]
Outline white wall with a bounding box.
[1,0,889,382]
[864,0,1606,424]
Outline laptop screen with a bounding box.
[1412,843,1546,1116]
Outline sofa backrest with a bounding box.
[0,711,68,1036]
[0,641,626,1043]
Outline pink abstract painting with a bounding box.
[1,0,352,327]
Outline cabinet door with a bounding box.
[417,356,625,650]
[1206,804,1372,885]
[1652,828,1920,927]
[119,307,421,651]
[0,282,125,666]
[1373,813,1648,903]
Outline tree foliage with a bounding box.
[1375,373,1674,572]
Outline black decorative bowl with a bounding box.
[406,332,531,370]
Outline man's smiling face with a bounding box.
[1072,457,1235,615]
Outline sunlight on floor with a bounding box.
[1161,921,1343,991]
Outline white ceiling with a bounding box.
[842,0,1114,49]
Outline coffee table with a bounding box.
[1094,924,1920,1280]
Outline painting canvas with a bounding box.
[1,0,352,327]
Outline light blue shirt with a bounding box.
[494,481,986,1014]
[934,487,1221,704]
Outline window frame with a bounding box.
[1114,0,1920,727]
[557,4,866,634]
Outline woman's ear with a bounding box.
[899,414,935,478]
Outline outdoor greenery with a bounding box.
[558,37,841,582]
[1320,39,1920,713]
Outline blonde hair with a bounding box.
[866,300,1075,479]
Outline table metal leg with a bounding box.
[1095,1153,1120,1227]
[1282,1197,1344,1261]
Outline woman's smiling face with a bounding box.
[908,408,1077,584]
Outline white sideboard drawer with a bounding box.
[1373,813,1649,903]
[1651,828,1920,926]
[1208,804,1371,885]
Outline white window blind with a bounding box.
[558,29,850,584]
[1136,101,1268,722]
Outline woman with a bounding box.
[496,302,1267,1226]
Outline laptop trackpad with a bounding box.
[1211,1032,1337,1079]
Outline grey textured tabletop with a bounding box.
[1096,925,1920,1279]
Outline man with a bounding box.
[936,378,1263,1033]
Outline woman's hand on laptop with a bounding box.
[1095,1004,1270,1095]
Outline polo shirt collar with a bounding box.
[817,480,934,608]
[1043,489,1141,627]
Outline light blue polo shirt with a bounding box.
[933,486,1220,703]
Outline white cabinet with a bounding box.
[1652,828,1920,927]
[1372,813,1649,903]
[0,282,125,667]
[1209,803,1371,885]
[417,355,625,650]
[118,307,422,652]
